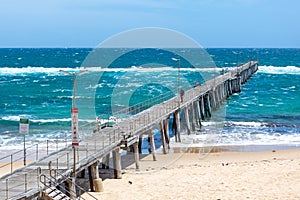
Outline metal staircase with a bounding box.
[40,170,97,200]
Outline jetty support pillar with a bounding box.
[92,161,104,192]
[149,131,157,161]
[174,110,181,142]
[184,106,191,135]
[195,100,202,127]
[163,118,170,150]
[159,120,167,154]
[112,147,122,179]
[133,142,140,170]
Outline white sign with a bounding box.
[71,108,79,146]
[19,118,29,134]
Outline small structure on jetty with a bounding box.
[0,61,258,200]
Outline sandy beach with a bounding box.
[82,148,300,200]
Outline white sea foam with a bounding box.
[201,121,224,126]
[85,66,222,72]
[1,115,32,121]
[0,66,223,76]
[1,115,70,123]
[226,121,266,127]
[258,65,300,75]
[0,67,84,76]
[217,133,300,147]
[169,131,300,148]
[30,118,71,123]
[0,115,100,124]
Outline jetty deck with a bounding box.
[0,61,258,200]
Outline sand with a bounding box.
[82,148,300,200]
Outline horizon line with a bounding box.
[0,46,299,49]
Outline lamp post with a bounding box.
[232,51,241,76]
[60,69,88,179]
[171,57,181,108]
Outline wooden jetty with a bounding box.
[0,61,258,200]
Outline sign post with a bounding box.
[19,118,29,166]
[71,107,79,180]
[60,69,87,187]
[71,108,79,147]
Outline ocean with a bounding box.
[0,48,299,151]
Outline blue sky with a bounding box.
[0,0,299,48]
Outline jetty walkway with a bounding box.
[0,61,258,200]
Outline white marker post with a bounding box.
[19,118,29,166]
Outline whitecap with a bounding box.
[226,121,266,127]
[258,65,300,75]
[0,67,86,76]
[1,115,32,121]
[30,118,71,123]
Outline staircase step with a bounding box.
[53,193,69,200]
[44,186,57,195]
[44,186,72,200]
[48,189,61,198]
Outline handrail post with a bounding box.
[6,179,8,200]
[46,140,49,155]
[109,131,111,144]
[48,161,52,186]
[56,136,58,151]
[10,154,13,173]
[86,143,88,158]
[77,148,79,163]
[56,158,59,177]
[65,131,68,147]
[23,135,26,166]
[36,143,39,161]
[25,173,28,193]
[114,129,116,142]
[67,152,70,169]
[37,167,41,195]
[102,132,104,149]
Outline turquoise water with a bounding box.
[0,48,299,148]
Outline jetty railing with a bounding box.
[0,137,68,175]
[1,167,40,200]
[110,91,175,121]
[0,121,100,177]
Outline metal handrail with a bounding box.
[40,169,97,200]
[50,169,98,200]
[2,167,40,200]
[0,137,70,177]
[112,90,175,121]
[40,174,79,200]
